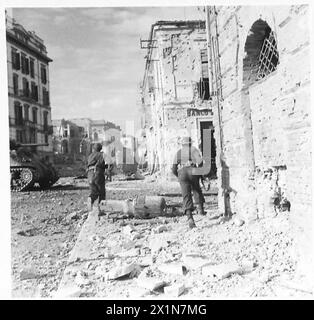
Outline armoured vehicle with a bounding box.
[10,140,59,191]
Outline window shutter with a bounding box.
[25,58,29,74]
[11,49,15,69]
[16,52,20,70]
[30,59,34,78]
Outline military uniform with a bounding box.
[172,137,206,228]
[87,144,106,210]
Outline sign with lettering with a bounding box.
[187,108,213,117]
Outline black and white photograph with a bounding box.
[0,0,313,300]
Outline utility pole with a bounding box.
[205,6,229,217]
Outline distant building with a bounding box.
[6,10,53,160]
[52,117,122,163]
[52,119,85,160]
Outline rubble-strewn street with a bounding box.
[11,176,310,298]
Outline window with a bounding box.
[243,19,279,87]
[21,54,29,74]
[31,82,38,101]
[11,48,20,70]
[24,104,29,121]
[198,49,210,100]
[14,102,23,126]
[44,133,48,144]
[32,107,37,124]
[22,78,29,97]
[13,73,19,95]
[41,65,47,84]
[43,111,48,131]
[30,128,37,143]
[70,129,75,138]
[16,130,24,143]
[30,58,35,78]
[42,87,49,106]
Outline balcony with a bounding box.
[9,116,24,127]
[17,89,38,103]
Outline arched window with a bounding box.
[243,19,279,87]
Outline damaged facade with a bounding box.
[140,20,217,179]
[52,119,85,160]
[141,6,312,277]
[52,117,123,171]
[6,11,53,160]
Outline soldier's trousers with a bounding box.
[178,167,205,213]
[87,169,106,204]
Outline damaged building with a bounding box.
[140,20,217,178]
[141,6,311,278]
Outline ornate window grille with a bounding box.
[257,31,279,79]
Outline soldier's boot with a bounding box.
[87,196,93,211]
[197,203,206,216]
[186,209,196,229]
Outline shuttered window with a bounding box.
[24,104,30,121]
[30,58,35,78]
[31,82,38,101]
[32,107,37,124]
[198,49,210,100]
[42,87,49,106]
[41,65,47,84]
[13,73,19,95]
[14,102,23,126]
[22,78,29,97]
[11,48,20,70]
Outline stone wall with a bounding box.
[213,5,311,278]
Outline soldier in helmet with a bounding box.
[171,136,206,229]
[86,143,107,213]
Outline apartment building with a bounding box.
[6,11,53,160]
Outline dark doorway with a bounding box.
[200,121,217,178]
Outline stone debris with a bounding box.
[240,259,257,273]
[54,285,82,298]
[106,262,140,280]
[157,263,186,276]
[137,276,167,291]
[123,225,135,236]
[66,212,79,221]
[182,253,213,270]
[136,267,168,291]
[128,286,151,298]
[201,262,243,280]
[139,256,154,267]
[116,248,141,258]
[130,232,142,240]
[164,283,185,297]
[152,225,168,234]
[149,235,170,253]
[75,271,91,286]
[20,268,40,280]
[233,217,245,227]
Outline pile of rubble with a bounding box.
[54,205,300,298]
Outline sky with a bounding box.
[10,6,205,130]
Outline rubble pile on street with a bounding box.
[11,177,307,298]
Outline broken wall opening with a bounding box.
[243,19,279,87]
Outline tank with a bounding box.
[10,140,59,191]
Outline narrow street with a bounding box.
[11,176,307,298]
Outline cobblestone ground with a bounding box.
[11,176,310,298]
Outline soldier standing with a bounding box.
[171,137,206,229]
[86,143,106,213]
